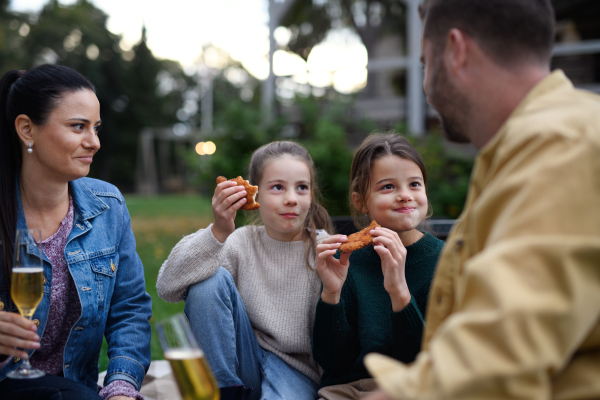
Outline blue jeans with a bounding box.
[184,267,318,400]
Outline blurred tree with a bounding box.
[0,0,29,70]
[281,0,406,59]
[280,0,406,96]
[0,0,190,190]
[186,76,282,190]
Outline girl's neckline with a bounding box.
[254,225,323,244]
[396,228,424,247]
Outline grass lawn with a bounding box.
[98,195,214,372]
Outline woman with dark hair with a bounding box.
[0,64,152,400]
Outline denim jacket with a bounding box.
[0,177,152,391]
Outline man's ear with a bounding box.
[351,192,368,214]
[445,28,469,75]
[14,114,34,147]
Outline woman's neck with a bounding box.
[19,161,70,240]
[397,228,424,247]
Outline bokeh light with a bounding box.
[195,141,216,155]
[203,141,216,155]
[195,142,206,155]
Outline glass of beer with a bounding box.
[156,313,220,400]
[7,228,45,379]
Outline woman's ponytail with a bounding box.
[0,70,24,296]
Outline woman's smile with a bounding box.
[76,155,94,163]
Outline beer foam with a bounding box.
[13,267,43,273]
[164,349,204,360]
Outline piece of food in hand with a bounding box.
[216,176,260,210]
[339,220,382,253]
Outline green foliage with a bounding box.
[305,118,353,216]
[297,98,355,217]
[186,100,281,190]
[187,95,359,217]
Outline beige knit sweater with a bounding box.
[156,224,328,384]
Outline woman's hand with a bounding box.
[316,235,350,305]
[0,311,40,359]
[371,227,412,312]
[211,180,248,243]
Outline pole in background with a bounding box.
[404,0,425,136]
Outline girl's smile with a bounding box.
[394,207,416,214]
[280,213,299,218]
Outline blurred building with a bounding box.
[268,0,600,138]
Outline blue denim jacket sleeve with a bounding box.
[103,199,152,390]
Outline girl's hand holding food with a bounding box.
[211,180,248,243]
[0,311,40,359]
[316,235,350,305]
[371,227,412,312]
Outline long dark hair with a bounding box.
[248,141,333,270]
[349,132,431,229]
[0,64,95,294]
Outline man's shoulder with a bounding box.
[509,87,600,143]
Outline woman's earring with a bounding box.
[27,142,33,154]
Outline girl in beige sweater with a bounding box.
[157,141,333,400]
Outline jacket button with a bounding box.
[13,357,20,363]
[33,319,40,327]
[43,277,47,284]
[111,260,116,272]
[65,364,70,369]
[0,301,4,311]
[454,240,464,252]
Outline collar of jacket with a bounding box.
[479,69,573,159]
[15,177,110,244]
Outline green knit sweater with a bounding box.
[312,232,444,388]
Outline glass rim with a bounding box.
[155,312,201,352]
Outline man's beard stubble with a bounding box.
[429,59,471,144]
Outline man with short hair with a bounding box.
[363,0,600,399]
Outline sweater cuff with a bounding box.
[391,296,424,328]
[315,297,348,328]
[99,380,144,400]
[199,223,227,252]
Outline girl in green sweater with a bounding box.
[312,133,444,400]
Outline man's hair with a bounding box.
[420,0,555,66]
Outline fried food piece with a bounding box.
[339,220,381,253]
[216,176,260,211]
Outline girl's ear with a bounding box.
[351,192,368,214]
